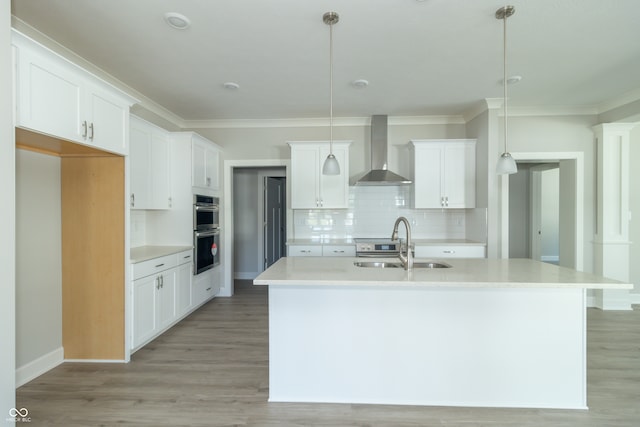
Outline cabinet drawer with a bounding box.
[322,245,356,257]
[288,245,322,257]
[133,253,178,280]
[177,250,193,265]
[415,245,485,259]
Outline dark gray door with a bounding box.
[264,177,286,269]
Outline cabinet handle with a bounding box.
[130,193,135,207]
[160,274,164,288]
[445,196,449,207]
[81,121,87,138]
[206,177,211,187]
[168,197,172,208]
[443,250,455,254]
[89,122,94,140]
[156,277,160,290]
[300,250,310,253]
[183,255,191,259]
[206,287,212,291]
[155,263,165,268]
[333,250,344,253]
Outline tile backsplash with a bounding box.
[293,186,486,240]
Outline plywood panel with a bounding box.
[16,127,113,157]
[62,156,125,359]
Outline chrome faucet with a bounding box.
[391,216,413,270]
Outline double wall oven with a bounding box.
[193,194,220,274]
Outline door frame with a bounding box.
[500,152,584,271]
[258,170,286,273]
[222,159,290,297]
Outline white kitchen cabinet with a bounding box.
[130,116,172,210]
[192,135,220,191]
[192,266,220,307]
[176,253,193,317]
[131,250,192,351]
[287,245,322,257]
[410,140,476,209]
[13,31,135,155]
[288,141,351,209]
[414,244,485,258]
[322,245,356,257]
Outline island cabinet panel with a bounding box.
[410,139,476,209]
[288,141,351,209]
[268,285,587,409]
[13,31,135,155]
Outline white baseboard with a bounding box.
[63,359,127,363]
[587,295,597,308]
[235,272,259,280]
[630,293,640,305]
[16,347,64,388]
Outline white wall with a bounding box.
[233,168,260,278]
[1,0,16,413]
[15,150,63,372]
[509,166,530,258]
[508,114,599,272]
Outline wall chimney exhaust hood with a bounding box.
[355,115,412,186]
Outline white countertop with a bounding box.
[130,245,193,263]
[287,238,485,246]
[253,256,631,289]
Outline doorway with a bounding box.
[231,166,286,281]
[509,163,560,264]
[502,152,584,271]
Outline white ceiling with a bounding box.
[10,0,640,122]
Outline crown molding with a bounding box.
[597,87,640,114]
[183,115,465,129]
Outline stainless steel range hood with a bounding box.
[355,115,412,186]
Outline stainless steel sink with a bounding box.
[354,261,451,269]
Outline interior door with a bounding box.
[264,177,286,269]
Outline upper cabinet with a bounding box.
[130,116,171,210]
[12,31,136,155]
[410,139,476,209]
[289,141,351,209]
[192,134,220,192]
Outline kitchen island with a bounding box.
[253,257,631,409]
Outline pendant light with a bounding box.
[495,5,518,175]
[322,11,341,175]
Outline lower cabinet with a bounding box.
[192,266,221,307]
[288,244,355,257]
[131,249,192,351]
[414,245,485,258]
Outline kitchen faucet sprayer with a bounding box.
[391,216,413,270]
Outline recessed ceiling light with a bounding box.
[223,82,240,90]
[164,12,191,30]
[352,79,369,88]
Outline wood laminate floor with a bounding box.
[17,281,640,426]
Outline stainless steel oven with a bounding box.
[193,195,220,274]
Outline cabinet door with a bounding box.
[290,146,320,208]
[192,140,207,188]
[205,147,219,190]
[443,143,475,208]
[150,132,171,208]
[157,269,177,330]
[132,275,158,349]
[319,145,349,208]
[414,144,444,208]
[176,261,192,317]
[129,124,152,209]
[85,82,129,155]
[16,46,84,143]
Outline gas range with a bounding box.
[354,238,402,258]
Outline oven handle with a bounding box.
[195,229,220,238]
[195,204,219,212]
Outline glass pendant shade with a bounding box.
[322,153,340,175]
[496,152,517,175]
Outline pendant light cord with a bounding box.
[503,9,508,154]
[329,19,334,155]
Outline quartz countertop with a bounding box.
[253,256,631,289]
[130,245,193,263]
